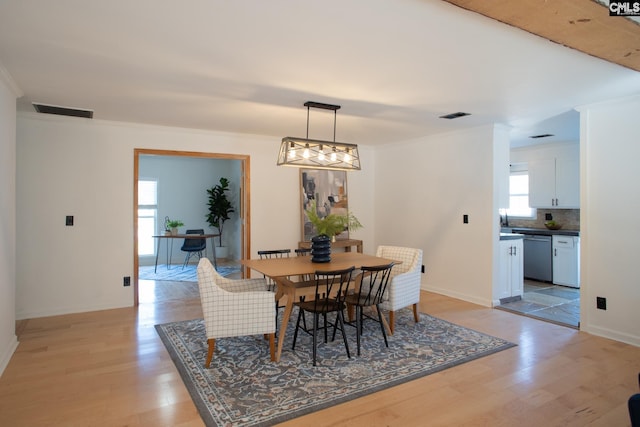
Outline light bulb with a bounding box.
[303,144,310,159]
[288,147,296,159]
[343,150,351,164]
[331,149,337,162]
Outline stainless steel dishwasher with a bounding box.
[522,234,552,282]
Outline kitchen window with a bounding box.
[138,179,158,256]
[505,164,535,219]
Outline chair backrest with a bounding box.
[294,248,313,280]
[295,248,312,257]
[196,257,224,314]
[375,245,422,277]
[354,263,395,306]
[258,249,291,290]
[182,228,206,251]
[311,266,355,311]
[258,249,291,259]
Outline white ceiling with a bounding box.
[1,0,639,148]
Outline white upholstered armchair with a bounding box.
[196,258,276,367]
[376,245,423,334]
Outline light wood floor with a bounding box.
[2,281,638,427]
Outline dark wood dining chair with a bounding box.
[292,266,355,366]
[257,249,291,291]
[344,263,395,356]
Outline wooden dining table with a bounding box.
[241,251,398,362]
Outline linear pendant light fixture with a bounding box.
[277,101,361,171]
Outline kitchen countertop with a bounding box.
[500,232,524,240]
[502,227,580,237]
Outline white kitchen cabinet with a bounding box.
[529,157,579,208]
[496,238,524,303]
[553,235,580,287]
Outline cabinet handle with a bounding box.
[513,246,517,256]
[554,248,557,256]
[509,246,512,255]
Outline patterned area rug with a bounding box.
[155,309,516,426]
[139,264,240,281]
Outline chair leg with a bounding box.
[355,306,362,356]
[292,308,304,350]
[205,338,215,368]
[312,312,319,366]
[413,303,420,323]
[268,333,276,361]
[323,312,328,343]
[337,309,351,359]
[388,311,395,335]
[376,305,389,348]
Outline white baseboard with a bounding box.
[421,284,492,308]
[0,334,18,377]
[581,323,640,347]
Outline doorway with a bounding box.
[133,149,251,306]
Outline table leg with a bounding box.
[167,239,174,270]
[274,280,294,363]
[154,238,162,273]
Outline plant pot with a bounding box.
[311,235,331,263]
[171,228,178,236]
[215,246,229,259]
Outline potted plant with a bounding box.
[305,200,362,262]
[166,218,184,235]
[206,177,235,258]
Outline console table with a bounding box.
[298,238,363,253]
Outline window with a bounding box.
[138,180,158,255]
[504,164,535,219]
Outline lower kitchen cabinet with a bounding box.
[552,235,580,287]
[496,238,524,303]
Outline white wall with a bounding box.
[374,124,505,306]
[15,113,375,319]
[578,95,640,346]
[0,67,20,374]
[138,156,241,263]
[10,98,640,348]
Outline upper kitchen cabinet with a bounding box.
[511,142,580,209]
[529,156,580,208]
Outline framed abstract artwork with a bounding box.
[300,169,349,242]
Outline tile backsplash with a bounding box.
[505,209,580,230]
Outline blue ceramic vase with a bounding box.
[311,235,331,263]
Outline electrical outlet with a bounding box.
[65,215,74,226]
[123,276,131,287]
[545,213,553,221]
[463,214,468,224]
[596,296,606,310]
[421,264,425,274]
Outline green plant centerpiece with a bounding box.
[305,200,362,263]
[165,218,184,235]
[206,177,235,254]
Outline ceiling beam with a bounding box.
[443,0,640,72]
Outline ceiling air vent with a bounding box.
[529,133,554,139]
[439,112,470,119]
[33,103,93,119]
